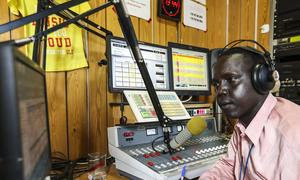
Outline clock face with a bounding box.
[158,0,182,22]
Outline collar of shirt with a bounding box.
[236,93,277,146]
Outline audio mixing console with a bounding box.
[108,118,228,180]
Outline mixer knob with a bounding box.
[193,156,198,160]
[195,150,200,154]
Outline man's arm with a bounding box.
[198,129,238,180]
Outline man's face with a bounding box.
[212,54,262,120]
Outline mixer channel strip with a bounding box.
[120,135,228,173]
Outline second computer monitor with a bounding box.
[168,42,211,96]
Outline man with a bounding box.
[199,47,300,180]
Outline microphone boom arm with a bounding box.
[112,0,173,154]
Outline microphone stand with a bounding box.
[0,0,174,154]
[112,0,173,154]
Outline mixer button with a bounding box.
[195,150,200,154]
[155,152,161,156]
[183,158,189,162]
[136,150,143,154]
[188,157,194,161]
[193,156,198,160]
[147,147,154,152]
[160,163,167,168]
[150,153,156,157]
[141,148,149,153]
[176,155,182,160]
[154,165,161,169]
[147,161,154,166]
[171,156,177,161]
[172,161,179,165]
[143,154,150,158]
[167,162,172,166]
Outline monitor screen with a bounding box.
[107,36,170,92]
[0,43,50,180]
[168,42,211,95]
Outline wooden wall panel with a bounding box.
[46,72,68,157]
[0,0,10,41]
[165,21,177,44]
[257,0,271,50]
[206,0,227,49]
[153,0,166,45]
[228,0,241,42]
[139,18,152,43]
[88,0,108,155]
[240,0,256,46]
[67,68,88,159]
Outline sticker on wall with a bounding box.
[124,0,151,21]
[183,0,207,31]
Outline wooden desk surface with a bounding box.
[76,164,129,180]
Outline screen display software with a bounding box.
[109,37,170,92]
[170,45,210,94]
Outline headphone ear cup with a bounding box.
[252,63,275,94]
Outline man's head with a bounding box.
[212,47,269,125]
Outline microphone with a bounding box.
[170,116,207,149]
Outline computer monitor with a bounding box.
[107,36,170,92]
[168,42,211,96]
[0,43,51,180]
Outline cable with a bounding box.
[239,144,254,180]
[151,135,164,153]
[180,95,193,103]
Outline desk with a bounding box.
[76,164,129,180]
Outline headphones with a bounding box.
[218,39,279,95]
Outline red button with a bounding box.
[171,156,177,161]
[155,152,160,156]
[150,153,156,157]
[176,155,182,160]
[147,161,154,166]
[143,154,150,158]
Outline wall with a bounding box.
[0,0,271,160]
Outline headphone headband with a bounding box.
[220,39,274,71]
